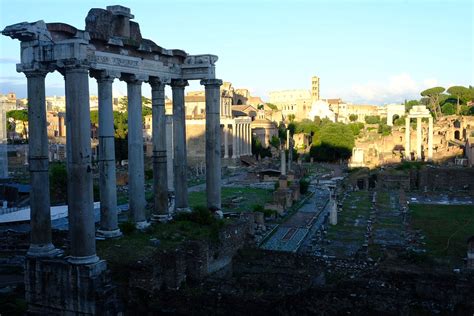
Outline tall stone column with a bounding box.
[232,124,237,159]
[166,115,174,192]
[245,123,249,155]
[64,65,98,264]
[249,124,253,155]
[150,78,169,221]
[280,149,286,176]
[25,70,60,257]
[428,116,433,161]
[125,75,148,228]
[248,123,252,155]
[416,117,422,160]
[223,125,229,158]
[405,117,411,160]
[171,79,189,212]
[238,124,243,157]
[202,79,223,211]
[93,71,121,238]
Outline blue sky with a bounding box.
[0,0,472,104]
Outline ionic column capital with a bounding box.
[200,78,223,87]
[170,79,189,88]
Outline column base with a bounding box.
[151,214,171,223]
[96,228,122,239]
[175,207,191,213]
[135,220,151,230]
[68,254,100,265]
[27,243,63,258]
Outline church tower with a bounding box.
[311,76,320,102]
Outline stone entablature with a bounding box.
[2,7,216,82]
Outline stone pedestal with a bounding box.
[25,257,119,315]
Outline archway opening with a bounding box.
[454,130,460,140]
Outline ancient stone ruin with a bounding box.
[2,5,222,313]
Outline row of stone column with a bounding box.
[25,64,223,264]
[227,122,251,158]
[404,116,433,161]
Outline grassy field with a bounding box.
[188,187,273,212]
[326,191,371,243]
[410,204,474,267]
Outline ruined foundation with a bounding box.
[25,257,118,315]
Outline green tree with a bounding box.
[421,86,445,119]
[441,103,456,115]
[7,110,28,139]
[447,86,470,114]
[364,115,380,124]
[393,115,406,126]
[269,135,280,149]
[349,114,358,122]
[90,110,99,125]
[50,162,68,204]
[378,122,392,136]
[287,114,295,122]
[348,122,364,136]
[404,100,419,112]
[310,122,355,162]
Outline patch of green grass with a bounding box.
[97,219,231,266]
[410,204,474,267]
[189,187,273,213]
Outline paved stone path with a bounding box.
[261,186,330,253]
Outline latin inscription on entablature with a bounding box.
[95,55,140,68]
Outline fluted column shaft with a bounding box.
[232,124,237,159]
[25,71,58,257]
[94,72,121,237]
[126,77,147,226]
[428,117,433,161]
[150,79,168,219]
[405,117,411,160]
[224,125,229,158]
[416,117,422,160]
[248,123,252,155]
[64,65,97,264]
[202,79,223,211]
[171,79,189,211]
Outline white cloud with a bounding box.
[341,73,439,104]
